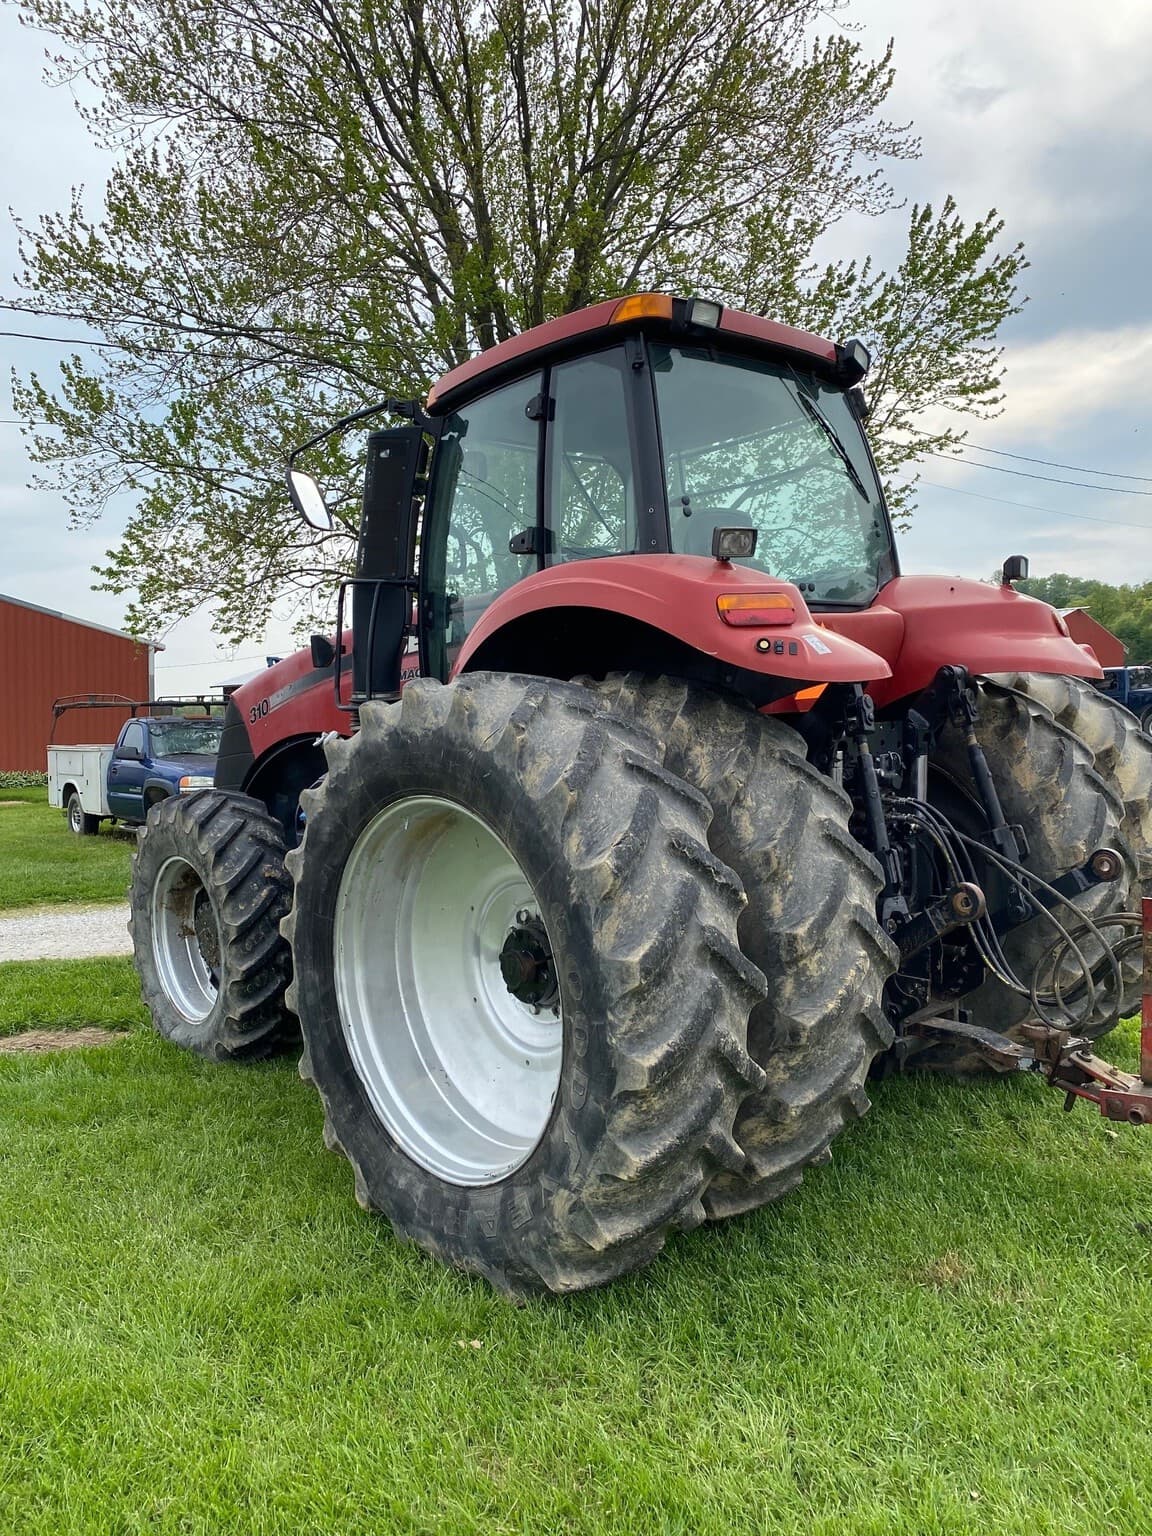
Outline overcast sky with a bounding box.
[2,0,1150,693]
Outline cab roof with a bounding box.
[426,294,840,414]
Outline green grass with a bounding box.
[0,956,148,1035]
[0,790,132,909]
[0,963,1150,1533]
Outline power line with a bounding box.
[925,451,1152,497]
[920,478,1152,532]
[0,327,123,350]
[154,652,274,670]
[964,441,1152,484]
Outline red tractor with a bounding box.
[129,293,1152,1296]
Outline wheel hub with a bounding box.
[498,909,559,1010]
[333,795,564,1186]
[193,889,221,975]
[150,856,221,1023]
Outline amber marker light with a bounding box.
[610,293,675,323]
[716,593,795,627]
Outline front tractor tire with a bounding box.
[130,790,297,1060]
[284,674,768,1298]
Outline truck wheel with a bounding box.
[928,678,1136,1053]
[66,792,100,836]
[1141,706,1152,737]
[130,789,297,1061]
[284,674,768,1297]
[586,674,897,1218]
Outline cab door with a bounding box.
[420,371,544,682]
[107,720,147,820]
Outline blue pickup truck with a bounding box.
[48,715,222,834]
[1091,666,1152,733]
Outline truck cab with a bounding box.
[1092,666,1152,732]
[106,716,221,822]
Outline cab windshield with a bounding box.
[652,345,894,606]
[149,721,223,758]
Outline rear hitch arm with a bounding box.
[845,685,909,927]
[908,897,1152,1125]
[891,882,986,964]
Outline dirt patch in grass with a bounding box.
[0,1028,126,1054]
[910,1250,972,1289]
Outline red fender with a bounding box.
[452,555,892,685]
[819,577,1103,709]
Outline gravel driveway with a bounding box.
[0,903,132,963]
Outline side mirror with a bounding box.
[848,385,871,421]
[310,633,336,669]
[286,466,333,531]
[1001,554,1029,587]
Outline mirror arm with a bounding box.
[287,397,430,467]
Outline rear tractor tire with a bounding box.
[130,790,297,1061]
[987,671,1152,906]
[284,673,769,1297]
[586,674,898,1219]
[927,677,1138,1057]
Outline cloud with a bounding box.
[857,0,1152,231]
[913,323,1152,449]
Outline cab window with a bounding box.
[423,373,542,674]
[119,721,145,757]
[546,349,637,561]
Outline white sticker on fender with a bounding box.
[803,634,832,655]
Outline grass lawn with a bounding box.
[0,956,148,1035]
[0,959,1150,1533]
[0,790,132,910]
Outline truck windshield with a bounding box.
[149,722,223,758]
[652,345,894,606]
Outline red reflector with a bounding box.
[717,593,795,627]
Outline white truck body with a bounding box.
[47,744,114,818]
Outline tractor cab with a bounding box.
[289,293,895,703]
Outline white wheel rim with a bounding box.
[333,795,563,1186]
[70,800,82,832]
[151,856,221,1023]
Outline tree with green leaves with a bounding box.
[1016,573,1152,664]
[7,0,1026,642]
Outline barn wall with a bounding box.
[0,597,153,772]
[1061,609,1127,669]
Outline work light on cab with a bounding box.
[711,526,758,562]
[686,297,722,328]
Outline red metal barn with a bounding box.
[0,593,160,772]
[1059,608,1127,668]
